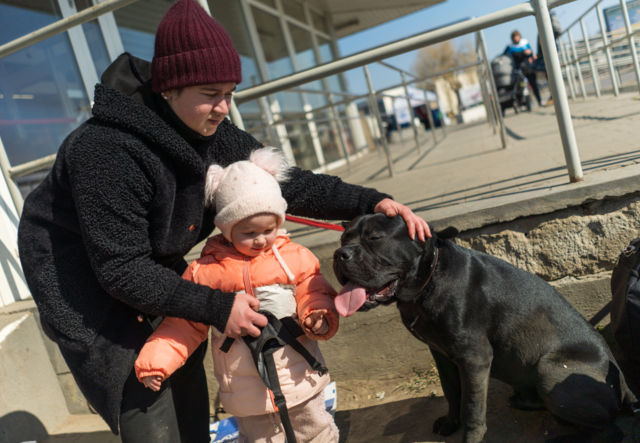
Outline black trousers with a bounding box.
[120,340,210,443]
[526,72,542,105]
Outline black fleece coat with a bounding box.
[17,53,390,433]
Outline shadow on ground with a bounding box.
[335,379,635,443]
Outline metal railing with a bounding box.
[0,0,583,218]
[557,0,640,98]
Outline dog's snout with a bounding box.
[334,247,354,262]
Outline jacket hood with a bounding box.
[201,232,291,261]
[91,53,205,173]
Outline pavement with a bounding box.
[40,91,640,442]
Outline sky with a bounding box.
[335,0,624,94]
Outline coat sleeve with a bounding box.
[227,121,392,221]
[66,142,235,333]
[294,247,339,341]
[134,317,209,382]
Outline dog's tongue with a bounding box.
[335,281,367,317]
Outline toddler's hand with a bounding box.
[304,309,329,336]
[142,375,163,391]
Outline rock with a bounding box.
[455,196,640,282]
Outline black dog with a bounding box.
[333,214,635,443]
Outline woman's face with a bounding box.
[164,83,236,136]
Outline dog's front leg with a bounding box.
[457,345,493,443]
[431,349,462,436]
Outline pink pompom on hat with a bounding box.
[205,147,289,240]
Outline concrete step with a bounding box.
[42,414,120,443]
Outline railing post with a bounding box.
[257,97,283,153]
[478,30,507,149]
[569,30,587,99]
[580,19,601,98]
[229,100,245,131]
[329,94,352,173]
[532,0,583,183]
[476,36,497,134]
[421,88,438,144]
[620,0,640,94]
[391,98,404,142]
[0,137,23,217]
[401,72,422,155]
[558,38,576,100]
[364,65,395,177]
[596,4,619,96]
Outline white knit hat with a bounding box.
[205,147,289,240]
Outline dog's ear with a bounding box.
[435,226,459,240]
[341,221,350,229]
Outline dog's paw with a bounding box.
[433,415,461,436]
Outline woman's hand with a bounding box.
[304,309,330,336]
[224,293,268,338]
[142,375,163,391]
[374,198,431,241]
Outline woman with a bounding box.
[17,0,430,441]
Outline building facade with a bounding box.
[0,0,444,197]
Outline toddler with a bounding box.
[135,148,340,443]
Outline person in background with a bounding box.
[504,30,542,107]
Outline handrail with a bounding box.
[560,27,640,67]
[234,3,543,105]
[0,0,140,60]
[559,0,605,37]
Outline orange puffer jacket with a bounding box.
[134,233,338,417]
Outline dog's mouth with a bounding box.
[335,279,398,318]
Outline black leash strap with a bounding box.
[219,311,328,443]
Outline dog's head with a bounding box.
[333,214,457,317]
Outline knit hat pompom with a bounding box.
[205,164,225,207]
[249,147,289,183]
[206,147,290,240]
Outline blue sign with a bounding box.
[604,0,640,33]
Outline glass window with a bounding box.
[252,7,292,80]
[281,0,305,23]
[286,123,318,170]
[0,0,91,170]
[75,0,111,78]
[288,23,325,108]
[315,112,342,164]
[311,10,329,34]
[113,0,166,61]
[318,37,342,92]
[254,0,276,8]
[209,0,262,92]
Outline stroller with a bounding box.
[491,54,532,116]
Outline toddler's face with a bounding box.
[230,214,279,257]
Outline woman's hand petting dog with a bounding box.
[303,309,330,336]
[374,198,431,241]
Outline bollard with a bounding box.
[421,88,438,144]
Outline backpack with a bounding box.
[611,238,640,361]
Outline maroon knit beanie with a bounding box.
[151,0,242,93]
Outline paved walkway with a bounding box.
[287,91,640,247]
[42,92,640,442]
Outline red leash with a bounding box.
[285,215,345,232]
